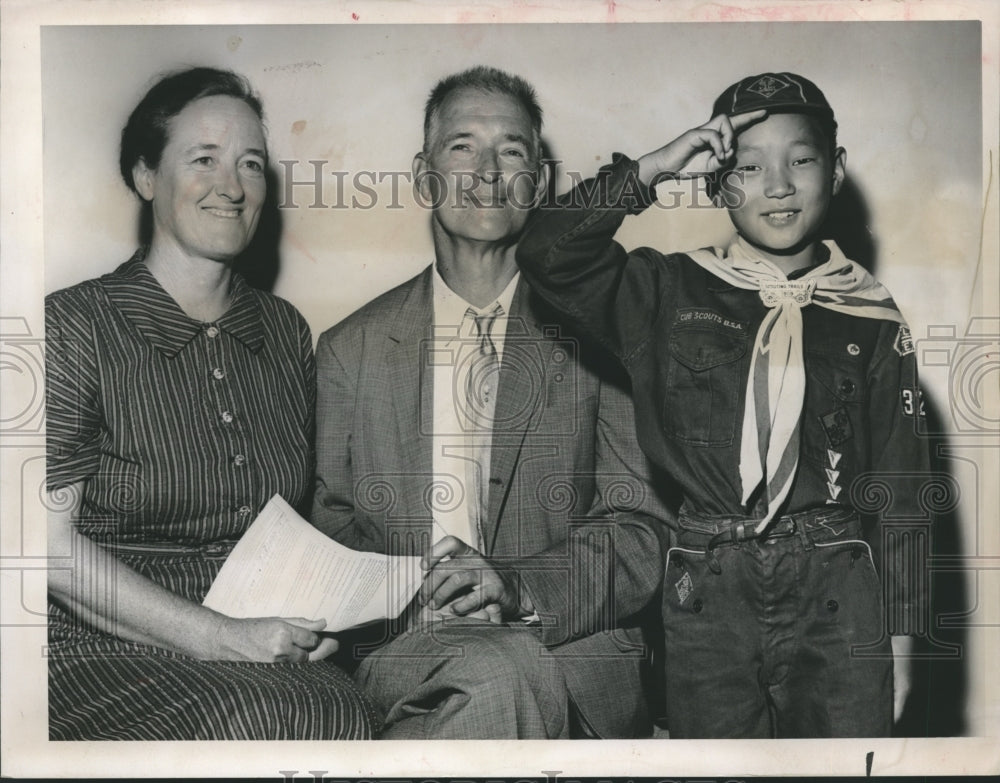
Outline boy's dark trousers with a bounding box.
[662,506,893,738]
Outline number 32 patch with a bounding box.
[901,388,926,417]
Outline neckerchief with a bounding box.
[686,237,906,531]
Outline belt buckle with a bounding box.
[761,516,796,544]
[731,521,758,543]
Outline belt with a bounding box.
[707,515,800,549]
[674,507,859,575]
[677,506,856,549]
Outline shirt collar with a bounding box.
[431,263,519,328]
[100,249,264,357]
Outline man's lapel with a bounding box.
[384,267,435,543]
[483,279,557,554]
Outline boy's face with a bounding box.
[718,112,845,268]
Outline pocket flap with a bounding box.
[669,326,747,372]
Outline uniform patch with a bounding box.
[676,308,746,332]
[748,74,790,98]
[758,278,815,307]
[820,407,853,446]
[901,388,926,417]
[894,324,915,357]
[825,449,844,502]
[675,571,693,604]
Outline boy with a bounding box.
[516,73,929,738]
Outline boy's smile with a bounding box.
[719,112,845,273]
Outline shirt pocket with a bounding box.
[663,324,747,446]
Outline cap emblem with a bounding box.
[747,74,790,99]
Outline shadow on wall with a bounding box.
[894,390,968,738]
[236,166,283,292]
[823,175,877,274]
[136,165,284,294]
[831,173,968,736]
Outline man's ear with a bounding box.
[132,158,155,202]
[831,147,847,196]
[532,160,550,206]
[412,152,433,203]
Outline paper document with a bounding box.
[203,494,424,632]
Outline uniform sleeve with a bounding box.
[514,366,675,648]
[310,327,381,552]
[45,290,102,491]
[516,153,674,365]
[864,320,933,634]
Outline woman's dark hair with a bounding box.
[119,67,264,195]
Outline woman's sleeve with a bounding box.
[45,289,102,491]
[298,310,317,480]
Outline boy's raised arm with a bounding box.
[515,153,667,364]
[516,111,765,364]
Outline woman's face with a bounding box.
[135,95,266,262]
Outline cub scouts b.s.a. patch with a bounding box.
[820,407,853,446]
[894,324,915,357]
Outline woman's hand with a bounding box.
[213,616,339,663]
[48,484,340,663]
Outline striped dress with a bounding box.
[45,251,380,740]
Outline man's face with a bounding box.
[719,112,844,264]
[414,87,544,246]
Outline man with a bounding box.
[312,66,671,739]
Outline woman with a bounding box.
[45,67,379,740]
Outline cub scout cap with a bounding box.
[712,72,834,120]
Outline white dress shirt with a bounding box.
[430,265,519,547]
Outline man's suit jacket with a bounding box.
[312,266,671,738]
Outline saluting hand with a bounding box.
[636,109,767,186]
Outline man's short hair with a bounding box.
[423,65,543,154]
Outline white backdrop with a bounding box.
[42,22,983,347]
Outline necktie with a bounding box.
[685,238,906,531]
[463,304,503,550]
